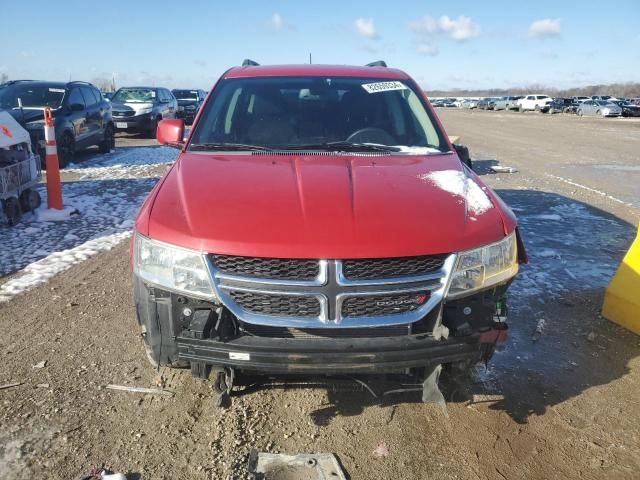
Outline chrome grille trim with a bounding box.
[205,255,457,329]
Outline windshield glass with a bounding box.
[173,90,199,100]
[0,84,66,109]
[189,76,448,152]
[112,88,155,103]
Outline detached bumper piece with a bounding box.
[177,331,483,374]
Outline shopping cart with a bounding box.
[0,110,42,226]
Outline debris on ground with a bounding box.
[373,442,389,458]
[491,165,518,173]
[532,319,546,342]
[248,451,348,480]
[0,382,23,390]
[105,384,175,396]
[32,360,47,369]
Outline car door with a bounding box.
[64,87,89,146]
[582,101,595,115]
[80,86,101,144]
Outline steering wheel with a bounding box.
[346,127,396,145]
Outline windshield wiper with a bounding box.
[282,141,401,152]
[189,142,275,152]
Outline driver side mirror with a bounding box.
[157,119,185,148]
[453,143,472,170]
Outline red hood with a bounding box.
[141,152,514,258]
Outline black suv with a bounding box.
[548,97,578,114]
[0,80,114,167]
[172,89,207,124]
[110,87,177,138]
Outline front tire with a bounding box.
[57,132,75,168]
[2,197,22,226]
[99,124,115,153]
[577,109,583,117]
[19,189,41,212]
[147,116,161,139]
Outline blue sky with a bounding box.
[1,0,638,91]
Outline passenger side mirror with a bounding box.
[157,119,185,148]
[453,143,472,170]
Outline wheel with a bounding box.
[19,189,41,212]
[596,110,602,116]
[99,124,115,153]
[57,132,75,168]
[534,104,540,112]
[2,197,22,226]
[577,109,583,117]
[147,116,161,139]
[518,106,523,112]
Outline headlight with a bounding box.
[447,232,518,299]
[133,233,215,299]
[136,107,153,115]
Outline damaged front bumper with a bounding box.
[176,331,489,375]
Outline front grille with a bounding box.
[113,111,135,117]
[241,324,410,339]
[212,255,319,281]
[342,292,429,317]
[227,290,320,317]
[342,255,447,280]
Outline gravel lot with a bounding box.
[1,112,639,480]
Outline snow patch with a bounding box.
[532,214,562,221]
[34,206,78,222]
[419,170,493,215]
[0,232,130,302]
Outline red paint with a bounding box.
[479,328,509,343]
[43,107,63,210]
[157,119,184,146]
[138,64,519,260]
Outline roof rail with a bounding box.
[242,59,260,67]
[68,81,93,86]
[366,60,387,67]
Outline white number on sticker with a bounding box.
[361,81,407,94]
[229,352,250,361]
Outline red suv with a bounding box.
[132,61,526,405]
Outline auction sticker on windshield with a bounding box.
[361,81,407,94]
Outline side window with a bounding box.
[67,88,85,108]
[80,86,98,107]
[154,90,163,102]
[92,87,103,103]
[165,89,174,102]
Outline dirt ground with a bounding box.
[1,111,639,480]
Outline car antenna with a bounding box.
[309,53,312,64]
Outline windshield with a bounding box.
[0,84,66,109]
[596,100,609,106]
[173,90,199,100]
[189,76,448,152]
[112,88,156,103]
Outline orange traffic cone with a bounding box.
[43,107,63,209]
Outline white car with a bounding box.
[517,94,553,112]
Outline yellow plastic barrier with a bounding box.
[602,223,640,335]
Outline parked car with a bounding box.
[491,97,511,110]
[611,100,640,117]
[441,98,456,108]
[517,94,552,112]
[0,80,114,167]
[133,60,526,405]
[548,97,578,114]
[477,98,493,110]
[460,99,478,109]
[110,87,177,138]
[576,100,622,117]
[172,89,207,124]
[506,96,523,110]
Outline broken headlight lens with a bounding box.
[447,232,518,299]
[133,233,215,298]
